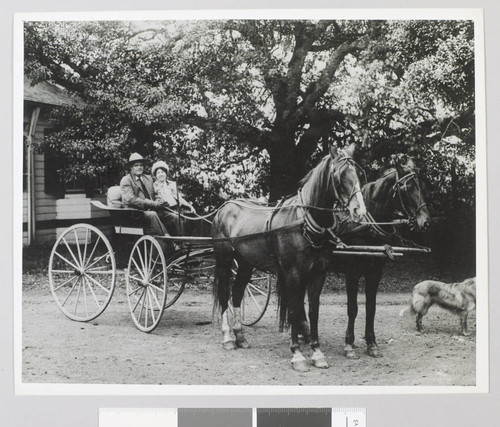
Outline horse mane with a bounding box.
[299,155,333,193]
[363,164,414,216]
[362,167,398,214]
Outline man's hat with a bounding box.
[152,160,170,177]
[124,152,151,169]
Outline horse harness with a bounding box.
[298,155,364,249]
[392,169,428,228]
[354,168,428,246]
[219,155,363,251]
[265,155,362,250]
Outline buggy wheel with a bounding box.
[229,261,272,326]
[164,253,187,309]
[241,271,272,326]
[164,247,214,308]
[126,236,167,332]
[48,223,116,322]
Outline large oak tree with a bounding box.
[24,19,475,219]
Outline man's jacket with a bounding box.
[120,173,157,210]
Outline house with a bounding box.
[23,78,110,246]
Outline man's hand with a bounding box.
[180,204,196,214]
[153,201,164,210]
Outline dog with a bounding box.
[400,278,476,335]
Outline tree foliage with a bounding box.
[24,19,476,224]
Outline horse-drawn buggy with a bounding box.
[48,145,431,371]
[48,196,273,333]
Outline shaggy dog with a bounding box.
[400,278,476,335]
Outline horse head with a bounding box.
[329,143,367,223]
[393,157,431,231]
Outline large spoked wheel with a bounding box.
[49,223,116,322]
[230,261,272,326]
[165,247,214,308]
[126,236,167,332]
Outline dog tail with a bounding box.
[399,298,416,317]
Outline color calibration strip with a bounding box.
[100,407,366,427]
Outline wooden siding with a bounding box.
[22,116,112,246]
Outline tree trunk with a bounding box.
[268,135,307,202]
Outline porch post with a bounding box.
[27,107,40,244]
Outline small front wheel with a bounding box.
[126,236,167,332]
[164,247,214,308]
[241,271,272,326]
[229,260,272,326]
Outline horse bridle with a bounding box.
[331,154,365,209]
[392,169,427,228]
[297,153,365,248]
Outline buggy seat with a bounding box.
[90,186,146,236]
[106,185,124,208]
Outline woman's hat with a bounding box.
[125,152,151,169]
[152,160,170,177]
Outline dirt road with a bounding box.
[22,276,476,387]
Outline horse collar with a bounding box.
[297,189,334,249]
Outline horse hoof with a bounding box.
[223,341,237,351]
[345,349,360,359]
[313,357,329,369]
[292,360,310,372]
[344,344,359,359]
[367,345,383,358]
[236,339,250,349]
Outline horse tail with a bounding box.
[212,249,234,320]
[276,267,289,331]
[212,256,221,320]
[211,208,232,320]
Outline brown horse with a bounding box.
[337,158,431,359]
[212,144,366,372]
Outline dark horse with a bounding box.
[338,158,431,359]
[212,144,367,372]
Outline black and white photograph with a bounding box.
[14,9,487,394]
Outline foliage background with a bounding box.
[24,19,476,265]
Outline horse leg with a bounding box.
[290,319,309,372]
[307,267,328,369]
[231,260,253,348]
[460,312,469,336]
[215,253,236,350]
[345,271,361,359]
[365,266,383,358]
[297,277,311,344]
[221,310,235,350]
[285,269,310,372]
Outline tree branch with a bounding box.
[280,23,315,122]
[215,147,264,173]
[296,109,346,157]
[225,21,288,120]
[183,113,272,150]
[293,35,370,122]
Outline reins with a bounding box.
[163,161,425,234]
[162,196,350,224]
[391,169,428,227]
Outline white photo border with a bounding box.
[13,8,488,395]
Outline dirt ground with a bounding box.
[22,267,476,387]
